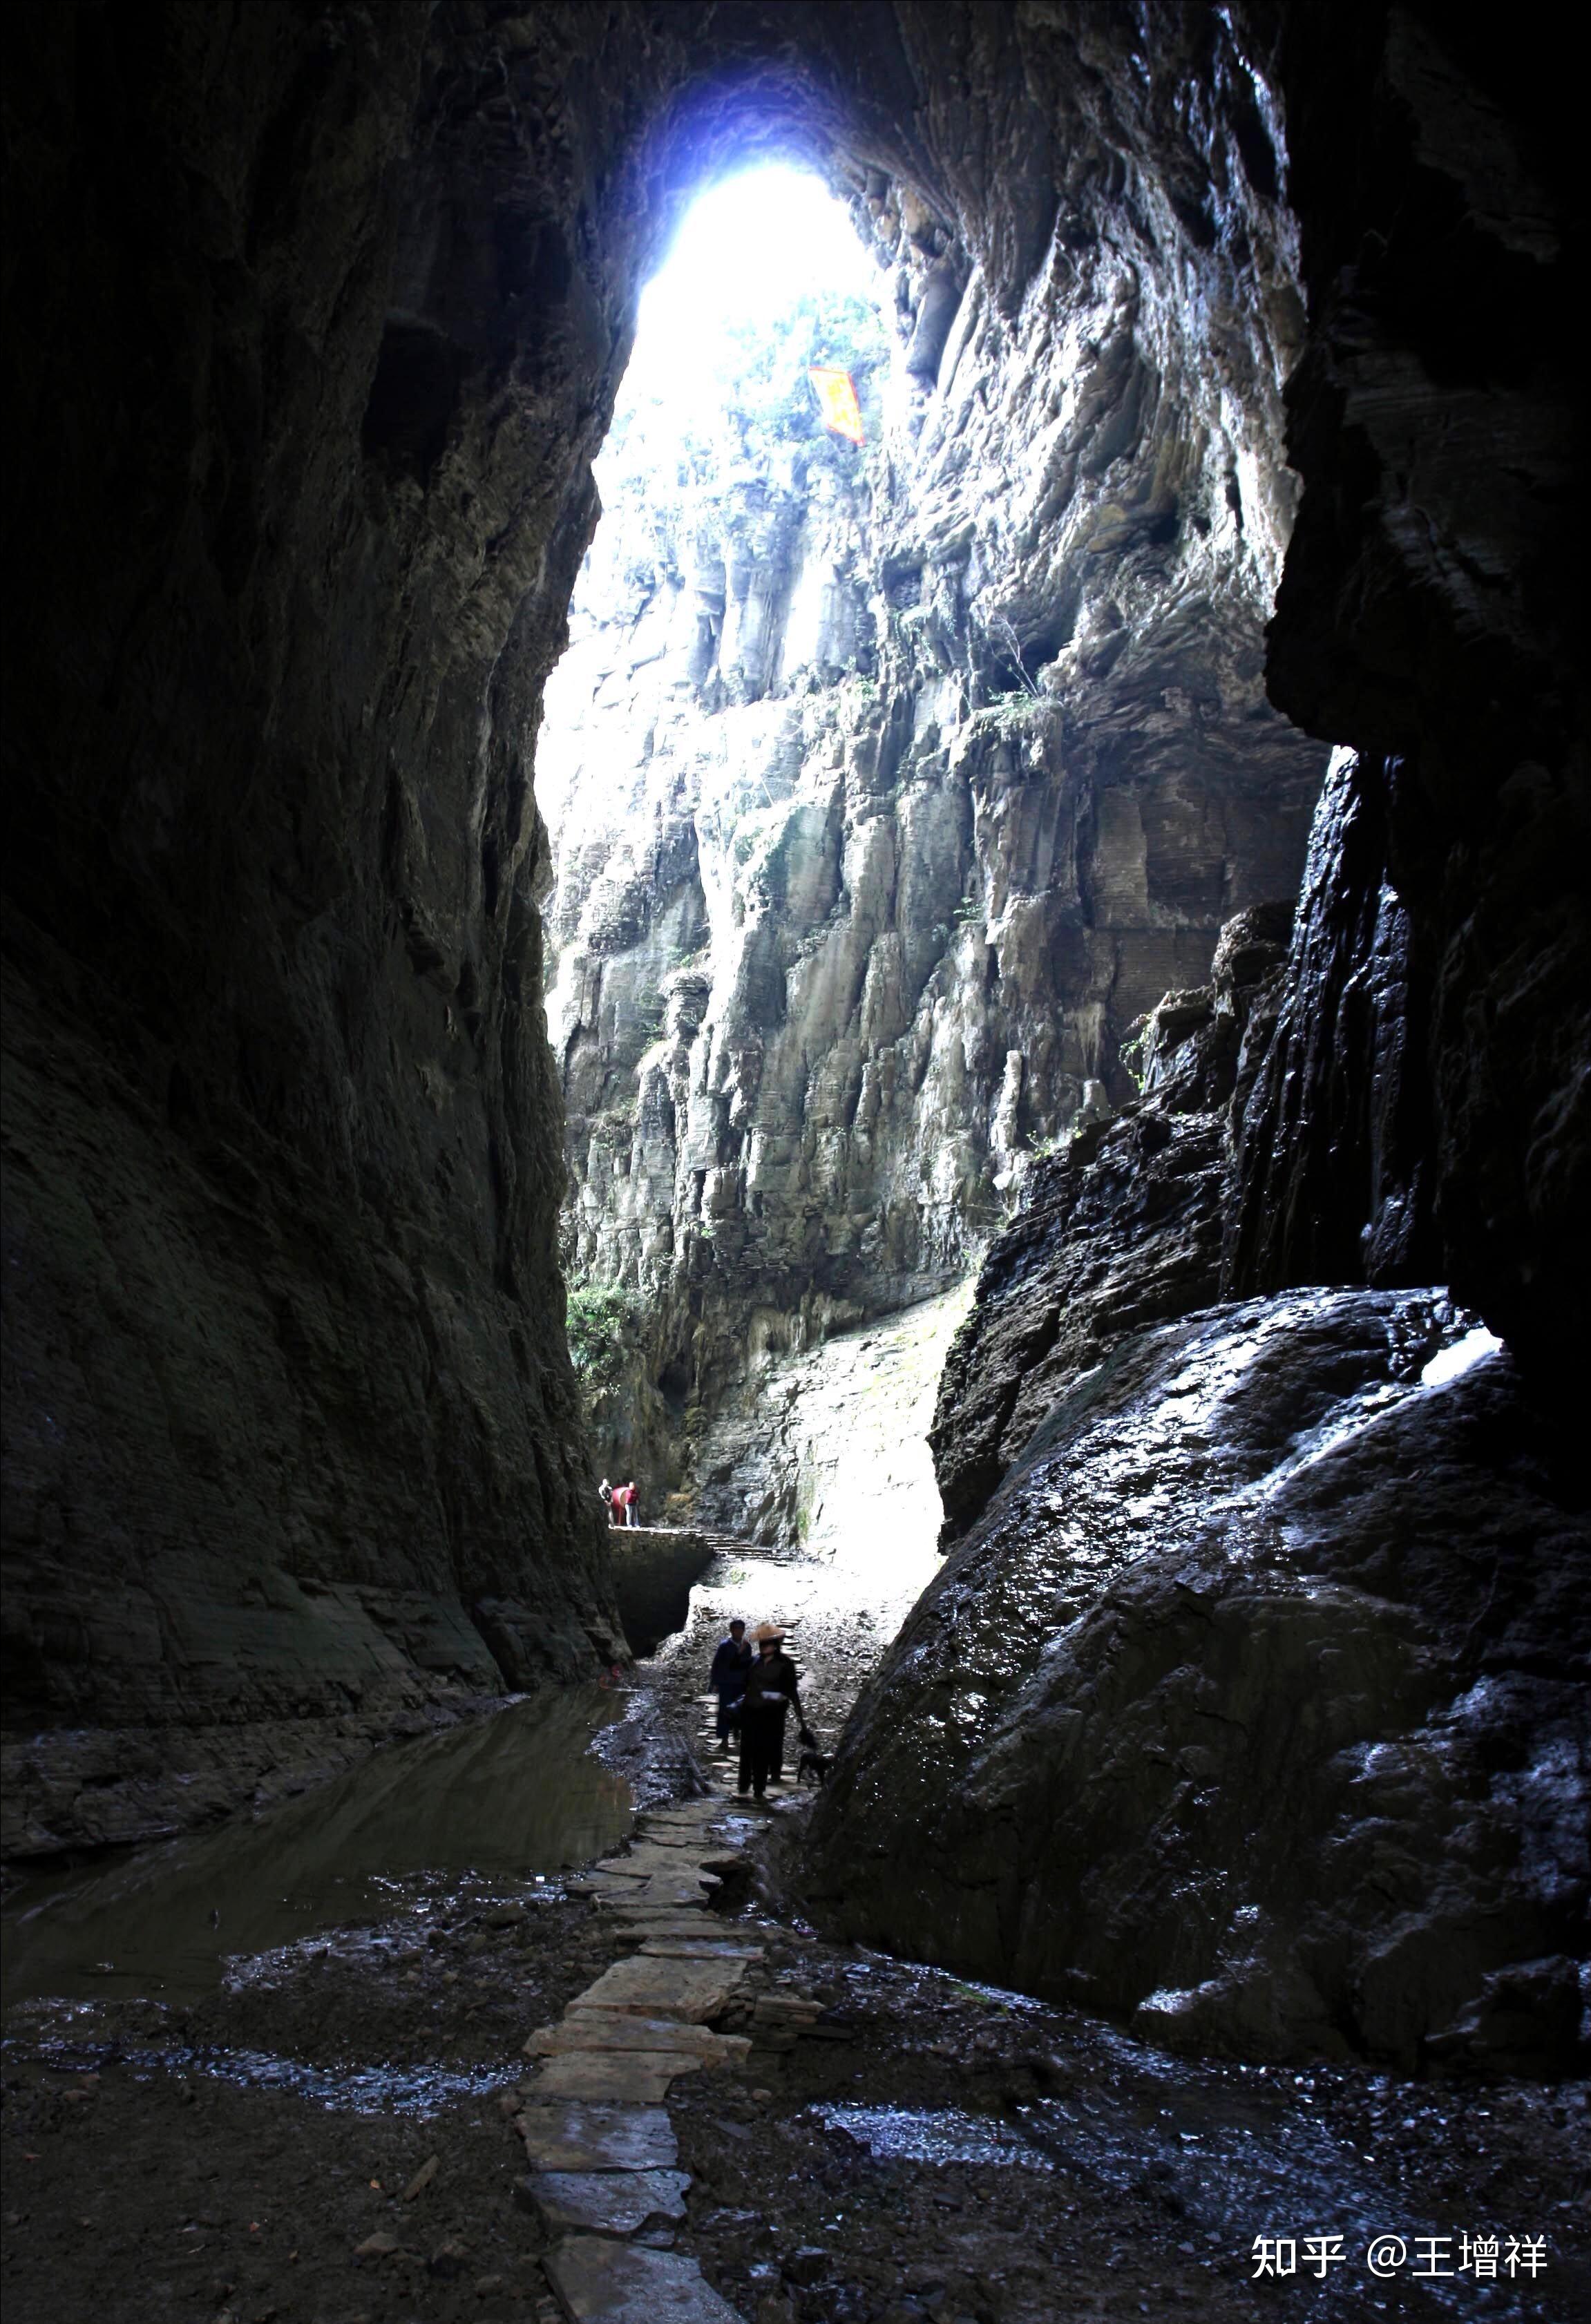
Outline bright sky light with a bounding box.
[606,164,883,447]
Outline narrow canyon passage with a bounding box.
[3,7,1586,2323]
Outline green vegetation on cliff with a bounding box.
[564,1279,642,1400]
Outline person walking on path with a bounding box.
[598,1476,614,1524]
[737,1623,809,1800]
[707,1619,753,1755]
[622,1480,639,1528]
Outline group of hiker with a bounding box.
[708,1617,812,1801]
[598,1477,638,1528]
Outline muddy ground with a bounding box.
[3,1724,1586,2324]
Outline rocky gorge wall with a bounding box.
[3,0,1583,1933]
[3,2,642,1854]
[0,0,1331,1854]
[540,108,1328,1504]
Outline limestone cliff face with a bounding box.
[541,136,1327,1498]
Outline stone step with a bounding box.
[574,1875,723,1908]
[543,2236,743,2322]
[519,1793,764,2317]
[522,2167,689,2239]
[526,2013,749,2064]
[516,2102,678,2173]
[569,1954,747,2019]
[528,2051,705,2104]
[591,1849,725,1883]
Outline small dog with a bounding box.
[797,1744,832,1787]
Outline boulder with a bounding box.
[807,1289,1590,2070]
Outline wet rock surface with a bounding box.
[808,1293,1590,2071]
[929,1114,1226,1547]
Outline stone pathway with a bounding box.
[513,1762,770,2321]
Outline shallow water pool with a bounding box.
[1,1688,632,2007]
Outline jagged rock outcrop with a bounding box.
[808,819,1587,2071]
[931,899,1290,1539]
[1224,748,1438,1297]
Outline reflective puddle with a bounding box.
[1,1688,633,2006]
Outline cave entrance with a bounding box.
[538,96,1328,1740]
[542,158,974,1706]
[544,160,913,1471]
[600,160,886,452]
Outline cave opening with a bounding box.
[537,102,1332,1654]
[542,157,898,1518]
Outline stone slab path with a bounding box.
[516,1773,765,2321]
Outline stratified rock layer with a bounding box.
[808,1292,1590,2071]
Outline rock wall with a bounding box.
[542,66,1328,1498]
[4,0,677,1850]
[930,899,1290,1543]
[1263,6,1586,1373]
[0,0,1328,1851]
[688,1281,971,1557]
[1223,747,1438,1297]
[794,8,1587,2070]
[807,885,1589,2070]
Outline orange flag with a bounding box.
[808,366,864,444]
